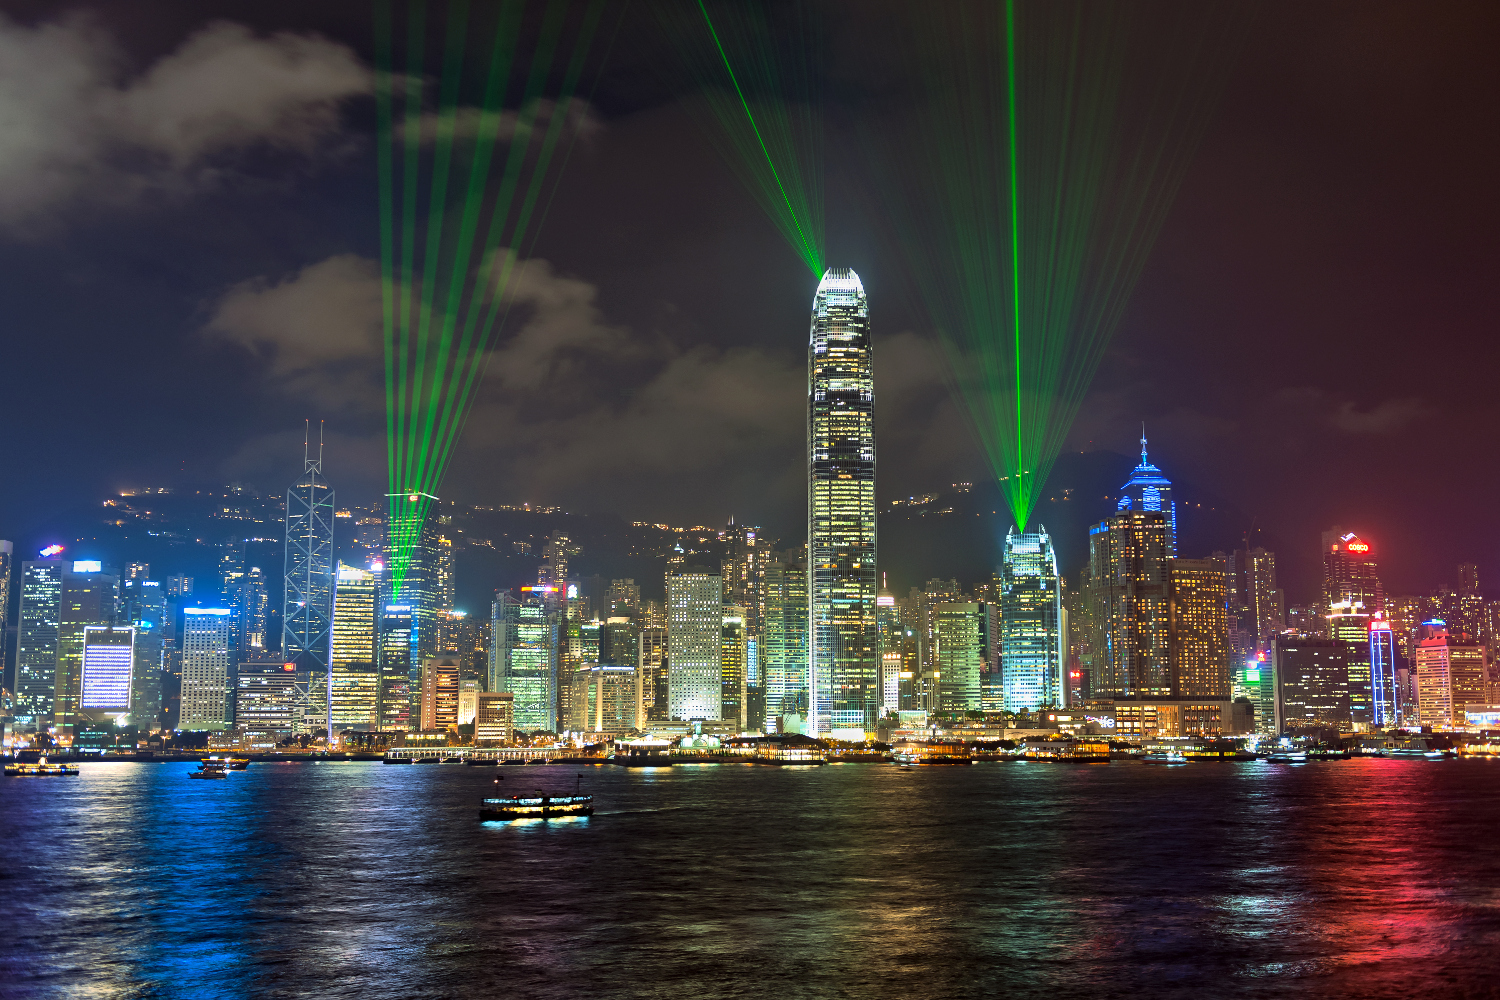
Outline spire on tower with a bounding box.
[1140,422,1148,464]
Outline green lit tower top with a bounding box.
[807,267,877,737]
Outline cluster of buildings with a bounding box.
[3,267,1496,750]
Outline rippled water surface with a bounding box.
[4,758,1500,999]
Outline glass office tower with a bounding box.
[807,268,877,736]
[1000,527,1062,711]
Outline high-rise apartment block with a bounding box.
[807,267,877,735]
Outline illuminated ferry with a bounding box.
[4,756,80,776]
[753,747,827,766]
[189,760,228,779]
[892,743,974,766]
[479,794,594,821]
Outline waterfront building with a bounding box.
[385,492,451,720]
[638,627,669,722]
[567,665,639,735]
[1095,697,1232,738]
[1414,622,1487,729]
[1001,527,1062,711]
[420,655,463,731]
[876,593,902,715]
[55,561,120,733]
[762,552,808,721]
[1327,600,1373,727]
[235,661,301,732]
[331,563,380,730]
[1231,655,1277,736]
[1114,432,1177,557]
[121,578,166,731]
[808,267,878,735]
[1321,527,1382,616]
[1087,510,1170,698]
[721,605,748,729]
[79,626,135,724]
[667,568,722,721]
[1368,616,1400,728]
[1273,635,1352,732]
[475,691,514,744]
[1167,557,1230,698]
[932,602,991,714]
[180,608,234,731]
[493,594,558,732]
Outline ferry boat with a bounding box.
[205,756,250,770]
[189,760,228,779]
[892,745,974,766]
[1023,741,1112,763]
[478,794,594,821]
[1265,749,1308,763]
[1382,739,1450,760]
[1141,750,1189,765]
[753,747,827,766]
[4,756,80,776]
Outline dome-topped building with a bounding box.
[1115,429,1177,557]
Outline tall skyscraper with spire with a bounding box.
[807,267,877,736]
[1115,429,1178,557]
[1000,526,1063,711]
[283,424,335,739]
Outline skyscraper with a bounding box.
[762,551,808,722]
[55,561,120,732]
[1368,616,1399,728]
[331,563,380,731]
[180,608,233,731]
[1414,621,1486,729]
[1088,510,1170,698]
[284,444,335,673]
[1273,635,1353,732]
[724,521,770,635]
[385,492,448,719]
[876,592,902,715]
[1115,432,1177,557]
[721,605,748,729]
[420,655,462,731]
[80,626,134,724]
[121,578,166,731]
[1321,528,1382,615]
[1167,557,1230,698]
[637,627,668,722]
[1226,546,1283,656]
[807,267,877,736]
[16,552,65,728]
[932,602,991,713]
[492,593,558,732]
[667,568,723,721]
[1000,527,1063,711]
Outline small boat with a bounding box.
[1141,751,1189,765]
[1265,749,1308,763]
[206,756,250,770]
[479,794,594,821]
[189,761,228,779]
[4,755,80,776]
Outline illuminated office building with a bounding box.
[762,552,808,721]
[1231,655,1277,736]
[1088,510,1170,698]
[807,267,878,735]
[284,451,335,676]
[601,617,639,672]
[876,593,902,715]
[493,593,558,732]
[1321,527,1382,616]
[385,492,451,719]
[378,603,413,732]
[1368,617,1400,728]
[1226,546,1282,655]
[638,627,668,722]
[17,553,65,728]
[180,608,233,731]
[567,665,639,735]
[668,568,722,721]
[330,563,380,730]
[55,561,120,732]
[1414,621,1487,729]
[235,661,301,732]
[724,521,770,635]
[79,626,135,724]
[1167,557,1230,698]
[1115,432,1177,557]
[933,602,991,714]
[1001,527,1062,711]
[475,691,514,744]
[721,606,748,729]
[1327,600,1373,727]
[420,655,462,731]
[1273,635,1352,732]
[120,578,166,731]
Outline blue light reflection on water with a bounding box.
[3,759,1500,999]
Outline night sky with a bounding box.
[0,0,1496,605]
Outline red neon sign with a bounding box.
[1346,541,1370,553]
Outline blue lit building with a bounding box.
[1115,431,1177,558]
[1000,527,1062,711]
[1368,616,1398,728]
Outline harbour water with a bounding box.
[3,758,1499,999]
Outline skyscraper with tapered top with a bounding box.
[1116,430,1177,558]
[807,267,877,737]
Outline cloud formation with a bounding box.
[0,14,369,227]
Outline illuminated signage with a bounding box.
[1346,541,1370,554]
[183,607,232,616]
[567,584,579,599]
[39,544,65,558]
[1245,668,1260,683]
[73,560,102,573]
[1369,619,1392,633]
